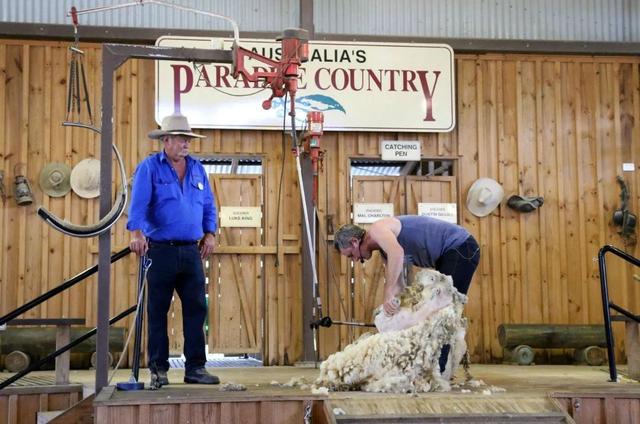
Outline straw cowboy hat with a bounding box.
[148,114,205,140]
[39,162,72,197]
[466,178,504,217]
[70,158,100,199]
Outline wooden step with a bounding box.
[324,394,574,423]
[48,393,95,424]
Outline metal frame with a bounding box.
[96,43,233,392]
[597,244,640,382]
[3,22,640,55]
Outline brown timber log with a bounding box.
[497,324,606,349]
[1,351,92,371]
[0,327,125,355]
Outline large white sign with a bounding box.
[353,203,394,224]
[156,37,455,132]
[418,202,458,224]
[381,140,421,161]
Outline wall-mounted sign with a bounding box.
[220,206,262,227]
[418,203,458,224]
[353,203,394,224]
[381,140,421,161]
[156,36,455,132]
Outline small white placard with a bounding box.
[623,163,635,172]
[220,206,262,227]
[380,140,421,161]
[418,202,458,224]
[353,203,394,224]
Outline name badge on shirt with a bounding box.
[197,182,204,190]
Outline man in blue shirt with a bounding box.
[128,113,219,386]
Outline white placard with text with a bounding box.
[381,140,421,161]
[353,203,394,224]
[418,203,457,224]
[220,206,262,227]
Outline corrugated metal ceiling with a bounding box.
[314,0,640,42]
[1,0,298,33]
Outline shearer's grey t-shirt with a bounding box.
[390,215,470,268]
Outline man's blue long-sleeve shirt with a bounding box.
[126,151,217,241]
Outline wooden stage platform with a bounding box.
[2,365,639,423]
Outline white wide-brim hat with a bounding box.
[70,158,101,199]
[39,162,72,197]
[148,113,205,139]
[466,177,504,217]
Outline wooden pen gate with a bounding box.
[208,175,264,355]
[351,175,457,334]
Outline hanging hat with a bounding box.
[39,163,72,198]
[148,114,205,140]
[466,178,504,217]
[70,158,100,199]
[507,195,544,213]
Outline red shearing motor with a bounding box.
[232,28,309,116]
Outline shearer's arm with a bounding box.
[369,221,404,315]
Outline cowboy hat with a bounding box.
[70,158,100,199]
[507,195,544,213]
[39,162,72,197]
[148,114,205,140]
[466,178,504,217]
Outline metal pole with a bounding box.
[598,246,617,382]
[96,47,117,392]
[132,256,146,381]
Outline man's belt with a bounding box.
[149,240,197,246]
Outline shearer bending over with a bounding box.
[333,215,480,370]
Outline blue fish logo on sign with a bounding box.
[271,94,346,122]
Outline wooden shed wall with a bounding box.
[0,38,638,365]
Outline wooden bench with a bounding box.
[2,318,85,384]
[498,324,606,366]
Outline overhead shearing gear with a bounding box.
[63,7,98,133]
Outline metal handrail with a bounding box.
[0,247,131,326]
[0,305,136,390]
[0,246,133,389]
[598,244,640,382]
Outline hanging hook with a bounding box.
[63,8,98,133]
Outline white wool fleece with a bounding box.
[315,268,468,393]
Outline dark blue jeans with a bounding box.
[435,235,480,372]
[146,244,207,373]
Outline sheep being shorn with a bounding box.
[315,268,467,393]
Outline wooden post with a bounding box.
[625,321,640,379]
[55,324,71,384]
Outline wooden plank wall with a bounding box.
[0,38,639,365]
[316,54,640,364]
[0,39,302,366]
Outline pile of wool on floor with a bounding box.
[315,268,468,393]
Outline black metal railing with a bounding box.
[0,247,132,390]
[598,244,640,382]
